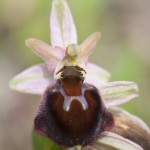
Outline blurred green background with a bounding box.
[0,0,150,149]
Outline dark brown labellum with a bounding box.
[34,66,114,147]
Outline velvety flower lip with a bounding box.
[9,0,145,150]
[34,78,115,147]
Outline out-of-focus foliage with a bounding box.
[32,131,66,150]
[0,0,150,150]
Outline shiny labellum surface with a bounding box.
[34,66,114,147]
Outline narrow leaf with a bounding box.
[93,132,143,150]
[32,130,66,150]
[26,38,65,72]
[99,81,139,108]
[80,32,100,64]
[50,0,77,48]
[9,64,54,95]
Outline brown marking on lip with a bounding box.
[52,91,99,135]
[61,75,82,96]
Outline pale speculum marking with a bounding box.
[60,87,88,112]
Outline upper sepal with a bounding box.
[50,0,77,49]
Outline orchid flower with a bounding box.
[9,0,150,150]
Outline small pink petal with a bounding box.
[80,32,101,64]
[99,81,139,108]
[26,38,65,72]
[9,64,55,95]
[50,0,77,49]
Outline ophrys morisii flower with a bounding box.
[9,0,143,149]
[34,44,114,147]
